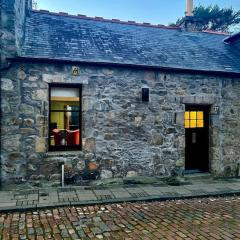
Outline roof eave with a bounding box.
[223,32,240,44]
[7,56,240,78]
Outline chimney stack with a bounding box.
[179,0,202,31]
[186,0,193,17]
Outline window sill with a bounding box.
[45,150,83,157]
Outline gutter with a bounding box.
[7,56,240,78]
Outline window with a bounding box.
[142,87,150,102]
[185,111,204,128]
[49,84,82,150]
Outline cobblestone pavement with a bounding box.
[0,196,240,240]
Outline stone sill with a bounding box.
[45,151,82,157]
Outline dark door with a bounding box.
[185,105,210,172]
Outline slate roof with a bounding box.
[20,10,240,73]
[224,32,240,47]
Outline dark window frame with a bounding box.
[48,83,82,151]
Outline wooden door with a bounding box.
[185,105,210,172]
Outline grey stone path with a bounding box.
[0,178,239,211]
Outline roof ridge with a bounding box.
[31,10,231,36]
[32,9,180,30]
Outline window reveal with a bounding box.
[49,85,81,150]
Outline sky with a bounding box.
[36,0,240,26]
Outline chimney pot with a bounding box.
[186,0,193,17]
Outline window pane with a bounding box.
[197,119,204,128]
[50,111,80,146]
[51,87,80,111]
[69,111,80,130]
[51,87,79,98]
[50,129,80,146]
[185,119,190,128]
[190,111,196,119]
[50,111,65,130]
[190,119,197,128]
[197,111,203,120]
[185,111,189,120]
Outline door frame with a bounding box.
[184,104,211,173]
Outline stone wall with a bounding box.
[1,61,240,188]
[0,0,30,67]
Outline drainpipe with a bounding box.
[61,164,65,187]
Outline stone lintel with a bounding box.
[182,96,215,105]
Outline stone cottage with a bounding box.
[1,0,240,188]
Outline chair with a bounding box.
[52,129,68,146]
[67,129,80,145]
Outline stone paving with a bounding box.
[0,178,240,211]
[0,196,240,239]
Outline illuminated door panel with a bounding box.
[190,119,197,128]
[197,119,204,128]
[185,111,204,129]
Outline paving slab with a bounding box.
[0,202,16,207]
[0,178,240,211]
[184,184,204,190]
[93,190,114,200]
[76,190,97,201]
[125,187,149,198]
[174,188,193,195]
[125,187,144,193]
[226,184,240,190]
[155,186,178,193]
[93,189,113,196]
[111,188,132,198]
[27,194,39,200]
[0,195,15,203]
[201,187,220,193]
[139,186,162,195]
